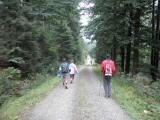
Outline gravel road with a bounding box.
[22,66,131,120]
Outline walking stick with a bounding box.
[99,69,103,97]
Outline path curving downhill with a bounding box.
[22,66,131,120]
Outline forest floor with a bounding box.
[21,66,130,120]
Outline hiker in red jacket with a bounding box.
[101,54,116,98]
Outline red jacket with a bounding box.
[101,59,116,76]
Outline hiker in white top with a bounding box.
[69,60,78,83]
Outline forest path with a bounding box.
[22,66,131,120]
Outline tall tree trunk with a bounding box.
[120,46,125,72]
[151,0,156,80]
[111,36,117,62]
[154,0,160,80]
[132,8,141,75]
[125,4,132,74]
[151,0,160,81]
[125,43,131,74]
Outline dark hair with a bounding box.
[106,54,111,59]
[62,58,66,62]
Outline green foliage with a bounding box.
[0,0,84,73]
[94,65,160,120]
[0,67,21,105]
[86,0,159,75]
[0,67,21,80]
[8,57,25,65]
[0,0,85,106]
[112,77,160,120]
[0,76,60,120]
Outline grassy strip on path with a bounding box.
[94,65,160,120]
[0,77,61,120]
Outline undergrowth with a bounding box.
[94,65,160,120]
[0,76,61,120]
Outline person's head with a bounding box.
[62,58,66,62]
[106,54,111,59]
[70,59,74,63]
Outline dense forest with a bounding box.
[85,0,160,103]
[0,0,160,120]
[86,0,160,79]
[0,0,85,105]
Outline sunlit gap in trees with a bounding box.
[79,1,96,56]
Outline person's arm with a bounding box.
[112,61,116,74]
[100,62,105,79]
[101,61,105,72]
[58,65,62,75]
[73,64,78,73]
[68,63,71,72]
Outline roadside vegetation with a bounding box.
[87,0,160,119]
[86,0,160,84]
[0,0,86,109]
[0,76,60,120]
[94,65,160,120]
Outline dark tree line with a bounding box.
[151,0,160,81]
[86,0,160,81]
[0,0,85,75]
[0,0,85,105]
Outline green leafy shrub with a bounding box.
[0,67,21,105]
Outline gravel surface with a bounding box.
[22,66,131,120]
[74,67,131,120]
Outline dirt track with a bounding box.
[22,66,131,120]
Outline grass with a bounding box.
[0,76,61,120]
[94,65,160,120]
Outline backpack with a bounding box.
[61,63,69,73]
[105,61,112,76]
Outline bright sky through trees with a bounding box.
[79,1,95,49]
[79,2,94,26]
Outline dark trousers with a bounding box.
[103,76,112,97]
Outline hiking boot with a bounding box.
[108,95,111,98]
[65,86,68,89]
[65,82,68,89]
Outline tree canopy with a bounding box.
[0,0,86,105]
[86,0,160,80]
[0,0,85,75]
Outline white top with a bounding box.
[69,63,78,74]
